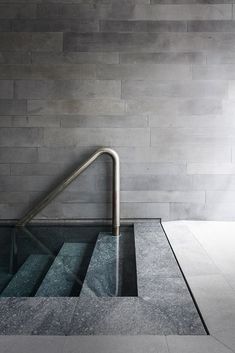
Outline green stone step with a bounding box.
[0,255,52,297]
[35,243,93,297]
[80,233,120,298]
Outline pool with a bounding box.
[0,221,208,335]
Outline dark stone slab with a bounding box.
[69,296,205,335]
[134,222,182,278]
[0,297,77,335]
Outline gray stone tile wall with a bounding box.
[0,1,234,221]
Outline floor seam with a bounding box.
[212,334,235,353]
[185,222,235,293]
[181,222,225,276]
[165,336,171,353]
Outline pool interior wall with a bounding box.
[0,221,208,335]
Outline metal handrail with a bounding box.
[16,147,120,236]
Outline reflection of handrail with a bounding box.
[16,147,120,236]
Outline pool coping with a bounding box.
[0,220,206,336]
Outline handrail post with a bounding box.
[16,147,120,236]
[110,149,120,236]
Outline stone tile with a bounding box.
[32,52,119,65]
[193,65,235,80]
[121,202,170,219]
[186,274,235,332]
[0,4,36,19]
[69,297,205,335]
[167,336,232,353]
[36,201,169,220]
[151,126,232,145]
[187,163,235,175]
[206,191,235,204]
[0,33,62,52]
[0,175,56,192]
[115,146,231,164]
[97,63,191,80]
[28,99,125,115]
[36,3,111,19]
[152,0,233,3]
[15,80,121,99]
[0,191,29,203]
[43,128,149,147]
[12,19,99,32]
[63,336,168,353]
[149,114,235,128]
[12,116,61,128]
[119,175,193,191]
[120,52,206,64]
[0,204,25,219]
[0,80,13,99]
[0,128,43,147]
[192,175,235,191]
[64,32,235,52]
[0,64,96,80]
[121,190,205,203]
[121,162,186,175]
[10,163,65,176]
[100,20,187,32]
[163,225,220,276]
[169,203,206,220]
[188,20,235,32]
[212,329,235,352]
[122,80,228,98]
[0,164,10,175]
[60,115,148,128]
[0,116,11,127]
[207,51,235,64]
[130,4,232,20]
[37,146,95,163]
[0,51,31,64]
[0,336,65,353]
[0,100,27,115]
[0,20,11,32]
[126,98,222,115]
[0,297,77,335]
[0,147,38,163]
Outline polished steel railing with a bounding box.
[16,147,120,236]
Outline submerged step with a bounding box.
[80,233,121,298]
[1,255,52,297]
[35,242,93,297]
[0,271,12,293]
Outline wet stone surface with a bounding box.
[0,221,207,335]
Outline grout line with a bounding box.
[161,221,210,335]
[212,334,235,353]
[183,222,224,276]
[165,336,171,353]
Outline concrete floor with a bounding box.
[1,221,235,353]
